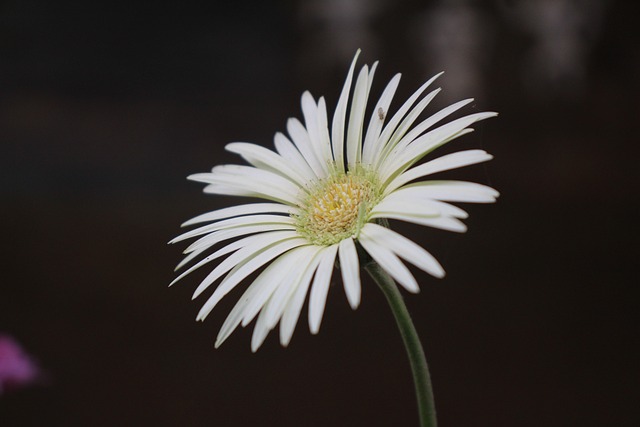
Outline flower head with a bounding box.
[170,51,498,351]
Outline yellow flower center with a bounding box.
[295,170,379,246]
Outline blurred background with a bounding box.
[1,0,638,425]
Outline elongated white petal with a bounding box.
[288,117,328,178]
[210,164,303,200]
[361,223,445,279]
[362,73,401,164]
[226,142,310,188]
[215,296,252,348]
[371,194,468,220]
[379,98,474,170]
[315,97,333,165]
[377,212,468,233]
[380,88,442,161]
[393,181,500,203]
[372,72,444,165]
[216,246,318,349]
[308,245,339,334]
[239,248,310,328]
[274,132,317,181]
[191,164,303,205]
[181,203,296,227]
[385,149,493,194]
[172,241,245,287]
[262,247,318,331]
[338,238,361,309]
[190,232,289,296]
[280,247,324,346]
[380,112,498,182]
[251,301,272,352]
[301,92,333,171]
[358,233,419,293]
[215,286,260,348]
[367,61,378,91]
[171,230,299,287]
[196,239,307,320]
[247,246,320,351]
[346,65,370,167]
[332,50,361,171]
[370,198,440,218]
[194,236,307,309]
[171,214,295,244]
[181,223,295,260]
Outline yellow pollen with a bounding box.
[295,172,378,246]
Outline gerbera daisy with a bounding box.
[170,51,498,352]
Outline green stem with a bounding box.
[365,261,437,427]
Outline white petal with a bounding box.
[249,246,319,352]
[192,233,296,299]
[274,132,316,181]
[225,142,310,188]
[214,302,249,348]
[170,214,295,244]
[287,117,327,178]
[180,223,295,261]
[174,224,295,272]
[279,247,324,346]
[361,223,445,279]
[191,164,303,205]
[208,164,303,202]
[379,98,473,170]
[358,232,420,293]
[262,246,318,330]
[346,65,370,167]
[393,181,500,203]
[367,61,379,92]
[331,50,360,171]
[301,92,333,170]
[181,203,296,227]
[379,88,441,161]
[215,246,310,348]
[171,230,299,286]
[308,245,339,334]
[385,149,493,194]
[370,198,440,218]
[380,112,498,182]
[371,72,444,165]
[315,97,333,165]
[194,237,308,317]
[215,282,263,348]
[362,73,401,164]
[376,212,468,233]
[371,193,468,220]
[172,239,246,287]
[239,248,308,328]
[251,301,272,352]
[338,238,361,309]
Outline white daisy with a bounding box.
[170,51,498,352]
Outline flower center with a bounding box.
[295,170,379,246]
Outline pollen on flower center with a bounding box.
[295,170,379,246]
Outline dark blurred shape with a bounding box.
[501,0,607,99]
[411,1,493,101]
[297,0,387,66]
[0,334,42,395]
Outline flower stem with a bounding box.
[365,262,437,427]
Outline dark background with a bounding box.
[1,1,638,426]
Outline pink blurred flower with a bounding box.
[0,334,41,395]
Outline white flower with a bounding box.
[170,51,498,352]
